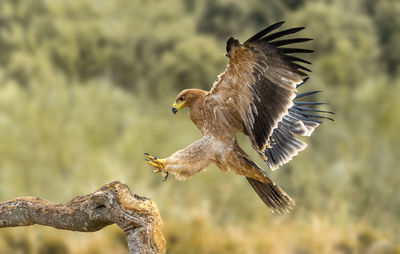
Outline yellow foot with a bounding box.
[144,153,168,181]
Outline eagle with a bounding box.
[145,21,333,214]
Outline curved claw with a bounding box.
[145,153,168,181]
[163,171,169,181]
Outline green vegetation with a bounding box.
[0,0,399,253]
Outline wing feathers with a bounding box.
[293,106,334,114]
[288,110,323,124]
[244,21,285,43]
[290,63,312,73]
[295,90,322,98]
[270,38,313,47]
[260,27,305,42]
[210,22,332,171]
[279,48,314,54]
[286,56,312,65]
[250,77,294,149]
[264,124,307,170]
[294,101,327,106]
[264,79,333,169]
[296,77,310,88]
[290,108,335,121]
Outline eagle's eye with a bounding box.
[178,96,184,102]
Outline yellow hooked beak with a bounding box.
[172,101,185,114]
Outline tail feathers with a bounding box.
[246,177,295,214]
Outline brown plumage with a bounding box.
[146,21,333,214]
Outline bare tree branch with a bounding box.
[0,181,166,254]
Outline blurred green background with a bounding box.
[0,0,399,253]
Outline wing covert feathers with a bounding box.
[247,177,295,214]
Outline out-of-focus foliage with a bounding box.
[0,0,399,253]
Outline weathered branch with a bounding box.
[0,181,166,254]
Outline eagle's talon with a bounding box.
[148,161,159,168]
[145,153,168,180]
[162,171,169,181]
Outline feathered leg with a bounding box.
[146,137,213,181]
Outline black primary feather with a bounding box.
[295,90,321,99]
[244,21,285,43]
[270,38,313,47]
[289,108,334,121]
[279,48,314,54]
[245,22,313,77]
[290,63,312,73]
[261,27,305,42]
[294,101,327,106]
[293,106,334,114]
[286,56,312,65]
[296,77,310,88]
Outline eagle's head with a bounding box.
[172,89,207,114]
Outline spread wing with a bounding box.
[210,21,311,154]
[209,21,332,169]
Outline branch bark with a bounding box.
[0,181,166,254]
